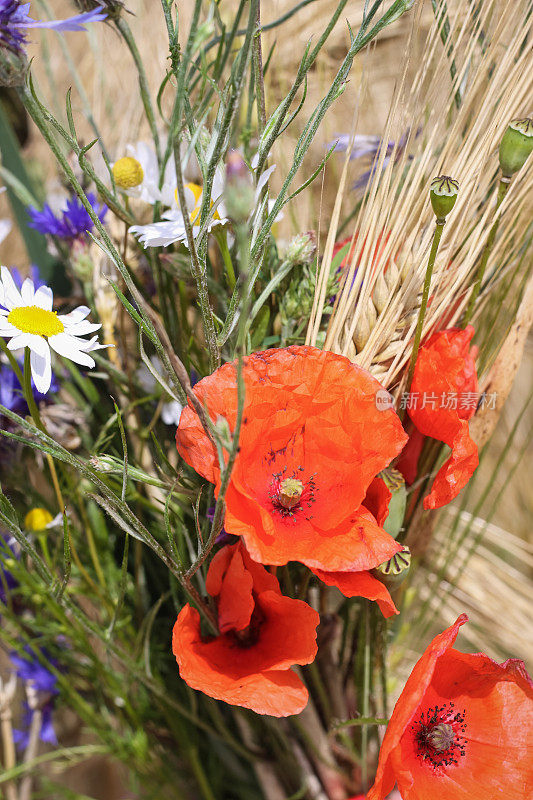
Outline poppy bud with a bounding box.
[373,545,411,587]
[380,467,406,539]
[498,118,533,178]
[430,176,459,220]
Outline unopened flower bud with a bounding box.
[224,151,255,223]
[0,51,28,88]
[499,118,533,178]
[430,176,459,220]
[285,231,317,265]
[380,467,407,539]
[373,545,411,587]
[73,0,124,20]
[24,508,53,531]
[112,156,144,190]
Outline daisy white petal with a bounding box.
[161,399,183,426]
[33,285,54,311]
[0,219,12,245]
[48,332,96,368]
[20,278,35,305]
[57,305,91,324]
[30,343,52,394]
[63,320,102,336]
[255,164,277,200]
[129,219,188,249]
[79,335,111,353]
[27,333,51,358]
[7,332,33,351]
[0,321,20,336]
[0,266,23,310]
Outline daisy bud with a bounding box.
[499,118,533,178]
[430,176,459,220]
[373,545,411,587]
[224,151,255,223]
[24,508,54,531]
[112,156,144,190]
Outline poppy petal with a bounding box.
[172,604,313,717]
[311,568,398,618]
[422,419,479,510]
[408,326,479,508]
[177,347,408,571]
[367,614,468,800]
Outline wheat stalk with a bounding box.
[307,0,533,397]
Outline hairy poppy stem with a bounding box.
[463,176,510,325]
[402,218,446,419]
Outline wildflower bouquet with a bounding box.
[0,1,532,799]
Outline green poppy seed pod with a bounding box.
[430,176,459,220]
[499,118,533,178]
[373,545,411,587]
[380,467,407,540]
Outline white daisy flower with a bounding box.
[111,142,177,207]
[0,266,109,394]
[129,168,228,250]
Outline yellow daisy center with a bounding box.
[175,183,221,226]
[112,156,144,189]
[8,306,64,337]
[24,507,54,531]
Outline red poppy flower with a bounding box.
[406,326,479,510]
[309,476,398,619]
[176,346,407,573]
[172,542,320,717]
[367,614,533,800]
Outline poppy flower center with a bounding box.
[269,469,316,518]
[278,478,304,509]
[412,702,467,769]
[7,306,64,338]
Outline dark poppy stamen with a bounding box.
[412,702,467,769]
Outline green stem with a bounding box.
[403,218,446,414]
[115,17,161,162]
[187,747,217,800]
[361,602,371,792]
[463,177,510,325]
[214,228,236,290]
[21,348,64,514]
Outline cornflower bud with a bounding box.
[430,176,459,220]
[284,231,317,266]
[224,151,255,223]
[499,118,533,178]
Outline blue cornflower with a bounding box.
[11,646,59,693]
[27,192,107,241]
[331,130,416,190]
[0,1,107,56]
[13,701,57,748]
[11,646,59,749]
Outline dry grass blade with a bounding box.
[307,0,533,398]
